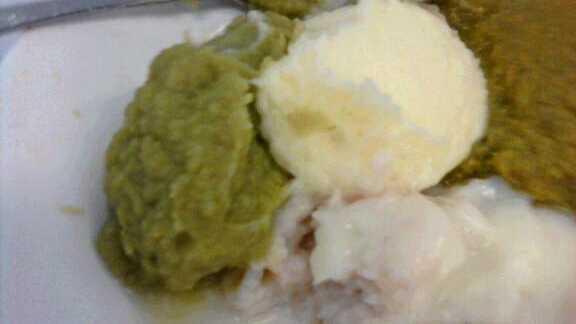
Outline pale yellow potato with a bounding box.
[256,0,488,197]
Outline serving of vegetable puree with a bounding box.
[97,12,294,293]
[438,0,576,212]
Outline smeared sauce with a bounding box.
[438,0,576,212]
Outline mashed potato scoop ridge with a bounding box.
[256,0,488,197]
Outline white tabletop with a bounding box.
[0,2,241,323]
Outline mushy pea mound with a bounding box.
[438,0,576,212]
[97,12,294,293]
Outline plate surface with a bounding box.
[0,2,240,323]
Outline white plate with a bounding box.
[0,2,241,323]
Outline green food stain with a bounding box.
[246,0,321,17]
[286,110,335,136]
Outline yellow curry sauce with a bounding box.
[439,0,576,212]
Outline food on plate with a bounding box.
[438,0,576,212]
[230,179,576,323]
[311,179,576,323]
[256,0,488,197]
[94,0,576,322]
[97,12,294,292]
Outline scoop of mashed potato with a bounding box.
[215,179,576,323]
[256,0,488,197]
[311,179,576,323]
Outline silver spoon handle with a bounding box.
[0,0,177,33]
